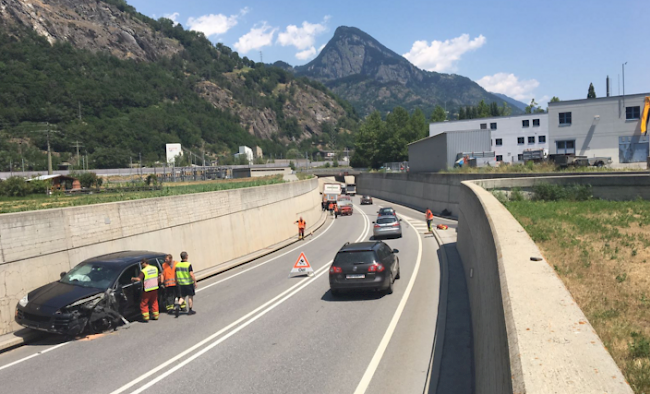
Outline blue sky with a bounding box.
[128,0,648,107]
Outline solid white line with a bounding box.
[112,205,371,394]
[196,218,336,293]
[0,342,68,372]
[352,215,424,394]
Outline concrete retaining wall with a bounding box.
[357,172,640,393]
[0,179,321,335]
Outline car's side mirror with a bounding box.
[60,272,66,279]
[399,219,402,222]
[372,221,376,224]
[392,249,399,254]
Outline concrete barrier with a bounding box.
[0,178,321,335]
[357,172,640,393]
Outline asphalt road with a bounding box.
[0,198,449,394]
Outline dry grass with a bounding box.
[443,161,643,174]
[507,200,650,393]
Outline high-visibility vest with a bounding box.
[162,262,177,287]
[176,262,193,286]
[426,210,433,220]
[298,220,306,229]
[142,265,159,292]
[334,205,339,212]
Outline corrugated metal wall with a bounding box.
[408,134,449,172]
[446,130,492,167]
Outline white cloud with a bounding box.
[186,8,248,38]
[476,73,540,103]
[403,34,486,72]
[234,23,277,54]
[162,12,180,25]
[296,47,317,60]
[277,17,330,57]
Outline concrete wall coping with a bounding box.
[462,180,633,393]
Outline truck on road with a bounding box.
[553,155,612,168]
[323,183,343,203]
[346,184,356,196]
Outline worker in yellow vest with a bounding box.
[175,251,197,318]
[131,258,162,322]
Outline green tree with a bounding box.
[587,83,596,99]
[499,101,512,116]
[525,99,545,114]
[458,107,466,120]
[490,102,500,117]
[409,108,429,141]
[430,105,447,123]
[384,107,410,162]
[477,100,490,118]
[550,96,561,102]
[351,111,382,168]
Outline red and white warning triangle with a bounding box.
[289,252,314,277]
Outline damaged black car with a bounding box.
[15,251,166,336]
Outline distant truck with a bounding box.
[553,155,612,168]
[323,183,343,203]
[522,149,547,162]
[346,184,356,196]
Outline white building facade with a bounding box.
[429,114,549,163]
[547,93,650,167]
[235,146,254,164]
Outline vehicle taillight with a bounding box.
[368,263,385,272]
[374,224,380,228]
[391,222,400,227]
[330,266,342,274]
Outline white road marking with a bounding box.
[112,205,371,394]
[0,342,68,372]
[353,215,424,394]
[197,218,336,293]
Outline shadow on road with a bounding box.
[320,289,386,302]
[429,242,474,394]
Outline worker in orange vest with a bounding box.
[328,202,334,215]
[295,217,306,240]
[426,208,434,232]
[334,203,339,219]
[161,254,186,313]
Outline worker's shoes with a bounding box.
[188,310,196,316]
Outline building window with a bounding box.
[496,155,503,162]
[518,154,523,161]
[522,120,530,128]
[533,119,540,127]
[539,135,546,143]
[496,138,503,146]
[559,112,572,125]
[626,106,641,120]
[517,137,524,144]
[528,136,535,144]
[490,122,497,130]
[480,123,487,129]
[556,140,575,155]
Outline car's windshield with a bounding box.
[379,208,394,215]
[60,263,121,289]
[334,251,376,265]
[377,217,397,224]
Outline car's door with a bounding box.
[382,243,397,277]
[116,263,142,318]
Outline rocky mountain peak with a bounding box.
[0,0,182,61]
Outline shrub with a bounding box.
[510,187,525,201]
[78,172,100,189]
[333,160,339,167]
[0,177,30,197]
[532,183,592,201]
[289,161,296,171]
[629,332,650,359]
[28,180,50,195]
[324,162,331,168]
[145,174,159,186]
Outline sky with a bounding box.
[128,0,648,107]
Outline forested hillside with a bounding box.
[0,0,358,171]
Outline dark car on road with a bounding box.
[360,195,373,205]
[15,251,166,336]
[329,242,400,296]
[377,207,396,217]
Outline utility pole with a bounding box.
[78,101,82,121]
[72,141,84,168]
[29,122,61,175]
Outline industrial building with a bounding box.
[547,93,650,167]
[234,146,254,164]
[408,129,493,172]
[429,113,549,164]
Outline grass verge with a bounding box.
[442,161,641,174]
[506,199,650,393]
[0,176,284,214]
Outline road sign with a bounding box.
[289,252,314,277]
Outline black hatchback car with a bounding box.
[360,195,373,205]
[329,242,400,296]
[15,251,166,336]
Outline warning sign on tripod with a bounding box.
[289,252,314,278]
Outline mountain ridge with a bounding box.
[293,25,522,117]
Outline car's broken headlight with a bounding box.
[63,294,104,312]
[18,295,28,307]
